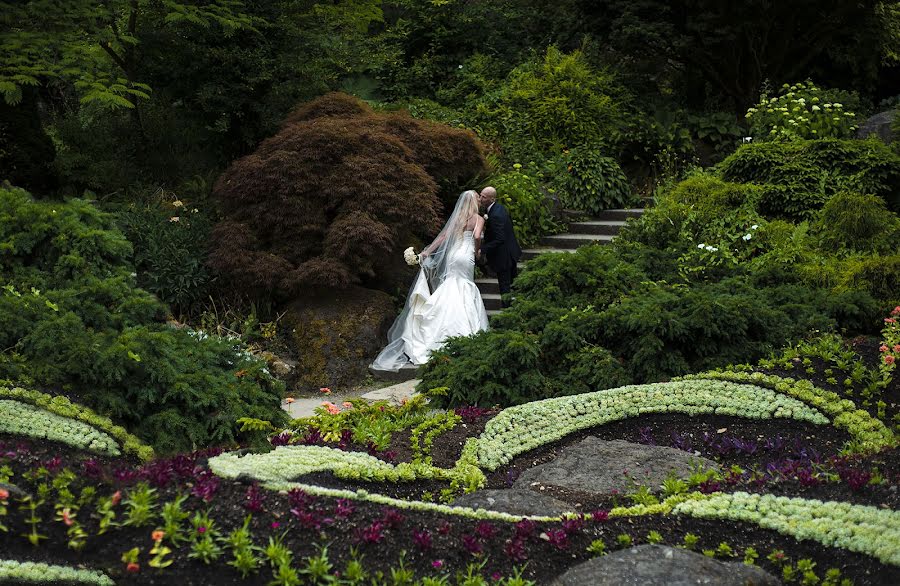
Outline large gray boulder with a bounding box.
[856,110,896,144]
[552,545,780,586]
[452,489,573,517]
[514,438,718,496]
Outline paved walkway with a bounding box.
[280,379,420,419]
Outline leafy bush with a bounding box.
[420,330,546,408]
[745,81,862,141]
[420,241,879,407]
[0,187,287,453]
[116,196,212,315]
[551,147,631,214]
[489,167,562,247]
[717,139,900,217]
[208,92,487,299]
[469,46,627,163]
[813,191,900,254]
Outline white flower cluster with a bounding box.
[0,559,114,585]
[677,371,896,452]
[674,492,900,566]
[0,400,121,456]
[476,380,829,470]
[0,386,152,461]
[403,246,420,266]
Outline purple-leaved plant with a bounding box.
[412,528,433,550]
[474,521,498,540]
[334,498,355,519]
[243,483,266,512]
[191,469,220,502]
[462,534,483,555]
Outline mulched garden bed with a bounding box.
[2,460,897,586]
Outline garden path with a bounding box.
[280,378,420,418]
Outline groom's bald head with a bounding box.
[479,186,496,207]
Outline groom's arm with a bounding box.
[480,209,506,254]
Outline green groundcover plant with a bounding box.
[0,186,287,453]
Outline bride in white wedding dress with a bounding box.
[371,190,489,371]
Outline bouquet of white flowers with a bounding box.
[403,246,420,266]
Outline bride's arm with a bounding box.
[473,215,485,257]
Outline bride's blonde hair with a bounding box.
[454,190,480,233]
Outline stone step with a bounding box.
[481,292,502,310]
[594,208,645,221]
[475,278,499,294]
[521,248,577,261]
[567,219,629,235]
[486,309,502,318]
[368,362,421,383]
[539,233,615,249]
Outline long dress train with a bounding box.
[371,231,489,370]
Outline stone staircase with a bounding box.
[370,208,644,381]
[477,208,644,316]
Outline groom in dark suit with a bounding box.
[478,186,522,307]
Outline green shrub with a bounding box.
[116,197,212,315]
[469,45,627,163]
[490,167,563,247]
[800,254,900,310]
[745,81,862,141]
[420,240,879,407]
[813,192,900,254]
[0,187,288,453]
[551,147,631,214]
[718,139,900,216]
[419,330,546,408]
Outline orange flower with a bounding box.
[881,345,890,353]
[152,530,165,542]
[111,490,122,506]
[126,562,140,573]
[342,401,353,408]
[894,344,900,352]
[0,488,8,500]
[321,401,341,415]
[886,355,896,365]
[285,397,295,404]
[319,387,332,394]
[892,306,900,316]
[61,508,74,526]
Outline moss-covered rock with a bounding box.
[283,286,396,391]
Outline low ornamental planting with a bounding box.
[0,400,122,457]
[476,379,829,470]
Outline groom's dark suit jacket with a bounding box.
[481,202,522,272]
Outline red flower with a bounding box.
[886,318,897,324]
[126,562,140,573]
[61,508,74,526]
[0,488,9,501]
[886,355,896,365]
[891,306,900,316]
[881,345,890,353]
[111,491,122,506]
[152,530,165,542]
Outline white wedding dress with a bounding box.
[372,231,489,370]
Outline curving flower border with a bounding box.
[0,386,154,461]
[675,371,896,452]
[673,492,900,567]
[475,380,829,470]
[0,400,121,457]
[209,438,486,493]
[0,559,115,585]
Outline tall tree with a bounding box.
[0,0,256,108]
[578,0,892,110]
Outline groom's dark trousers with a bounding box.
[481,202,522,301]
